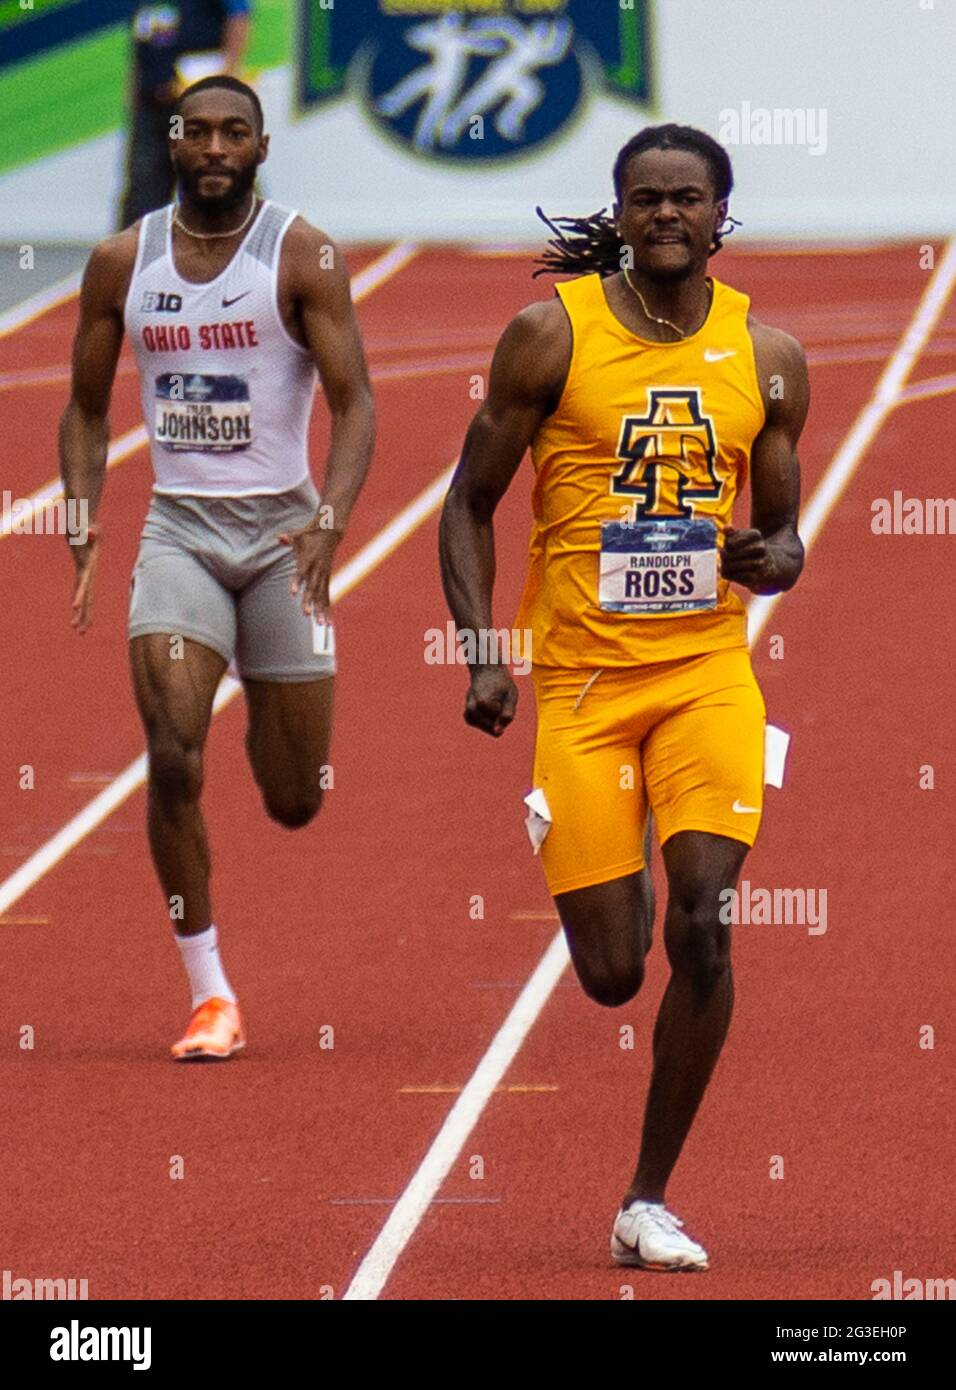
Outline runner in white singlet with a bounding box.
[124,196,317,496]
[59,77,376,1061]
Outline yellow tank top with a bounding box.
[513,273,766,668]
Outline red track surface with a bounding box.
[1,244,954,1300]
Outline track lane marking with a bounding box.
[747,236,956,639]
[0,271,83,339]
[399,1084,558,1095]
[1,425,149,541]
[892,371,956,407]
[342,236,956,1302]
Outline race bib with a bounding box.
[154,373,253,452]
[598,516,718,615]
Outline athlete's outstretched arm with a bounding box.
[279,222,375,616]
[723,323,810,595]
[439,300,570,735]
[59,232,135,630]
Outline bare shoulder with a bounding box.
[495,295,571,378]
[281,213,338,255]
[509,294,570,338]
[82,225,139,311]
[748,313,808,377]
[484,295,572,414]
[280,215,347,291]
[748,313,810,430]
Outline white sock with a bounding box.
[175,924,237,1009]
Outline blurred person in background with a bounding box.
[119,1,252,228]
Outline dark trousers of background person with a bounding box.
[119,98,176,229]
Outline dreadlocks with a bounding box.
[533,206,628,280]
[533,124,740,279]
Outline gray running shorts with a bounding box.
[128,478,337,681]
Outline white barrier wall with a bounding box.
[2,0,953,243]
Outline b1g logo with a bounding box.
[298,0,652,163]
[611,388,722,519]
[141,291,183,313]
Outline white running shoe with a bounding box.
[610,1200,709,1271]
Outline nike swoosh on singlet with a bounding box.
[221,291,252,307]
[732,800,761,814]
[704,348,737,361]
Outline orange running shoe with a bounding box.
[171,997,245,1061]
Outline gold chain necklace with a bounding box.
[172,196,258,241]
[623,267,712,340]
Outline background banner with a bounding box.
[0,0,953,241]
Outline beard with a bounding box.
[174,156,259,213]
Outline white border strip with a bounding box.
[0,270,82,338]
[342,236,956,1301]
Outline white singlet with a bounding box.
[124,200,317,496]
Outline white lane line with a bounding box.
[894,371,956,406]
[351,241,419,298]
[342,932,571,1301]
[0,757,148,917]
[0,242,419,542]
[1,426,148,540]
[747,235,956,642]
[342,237,956,1302]
[0,270,83,338]
[0,458,456,919]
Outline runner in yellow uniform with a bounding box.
[439,125,809,1271]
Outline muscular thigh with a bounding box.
[243,676,334,801]
[660,829,750,983]
[556,870,651,1002]
[129,633,227,747]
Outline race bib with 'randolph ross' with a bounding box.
[154,373,253,452]
[598,516,718,615]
